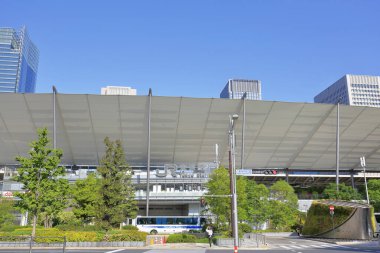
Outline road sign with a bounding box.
[329,205,334,211]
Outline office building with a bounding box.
[0,27,39,93]
[314,74,380,107]
[220,79,262,100]
[101,86,137,95]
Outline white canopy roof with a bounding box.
[1,93,380,170]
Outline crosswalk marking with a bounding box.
[146,250,206,253]
[275,243,346,250]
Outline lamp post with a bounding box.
[336,100,340,194]
[229,114,239,253]
[360,156,370,205]
[52,86,57,149]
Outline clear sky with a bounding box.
[2,0,380,102]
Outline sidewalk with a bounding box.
[145,243,267,250]
[306,237,380,250]
[337,240,380,250]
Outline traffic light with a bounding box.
[264,170,277,175]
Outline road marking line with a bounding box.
[105,249,124,253]
[290,245,302,249]
[280,245,292,249]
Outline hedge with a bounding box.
[302,202,354,236]
[0,228,147,243]
[166,234,197,243]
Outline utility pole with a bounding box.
[229,114,239,253]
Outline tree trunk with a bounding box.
[32,214,37,237]
[44,215,48,228]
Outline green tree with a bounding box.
[13,128,69,236]
[0,198,16,226]
[246,180,270,229]
[71,173,100,224]
[96,137,138,230]
[322,183,362,201]
[204,167,247,230]
[269,180,299,230]
[368,180,380,211]
[205,167,231,228]
[236,176,248,221]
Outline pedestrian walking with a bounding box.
[205,226,213,247]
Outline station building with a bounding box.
[1,93,380,217]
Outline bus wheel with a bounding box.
[150,229,158,235]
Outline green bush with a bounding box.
[54,224,103,232]
[0,228,147,242]
[195,237,209,243]
[239,223,252,233]
[65,231,101,242]
[121,225,138,231]
[0,224,19,232]
[166,234,197,243]
[104,231,147,242]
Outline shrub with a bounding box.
[121,225,138,231]
[0,224,19,232]
[166,234,197,243]
[238,223,252,234]
[0,228,147,242]
[54,224,103,232]
[105,231,147,242]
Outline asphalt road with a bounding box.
[0,237,379,253]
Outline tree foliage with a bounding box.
[71,173,100,224]
[0,198,16,226]
[268,180,299,230]
[204,167,231,227]
[96,137,138,230]
[368,179,380,212]
[206,174,300,232]
[204,167,247,230]
[245,180,270,228]
[322,183,362,201]
[13,128,69,235]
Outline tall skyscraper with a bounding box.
[0,27,39,93]
[101,86,137,95]
[220,79,262,100]
[314,74,380,107]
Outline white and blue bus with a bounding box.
[135,216,206,234]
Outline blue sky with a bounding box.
[2,0,380,102]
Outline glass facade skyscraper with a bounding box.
[0,27,39,93]
[220,79,262,100]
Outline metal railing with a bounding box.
[0,236,66,252]
[215,233,266,248]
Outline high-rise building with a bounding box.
[101,86,137,95]
[314,74,380,107]
[0,27,39,93]
[220,79,262,100]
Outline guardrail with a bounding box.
[0,236,66,252]
[215,233,266,247]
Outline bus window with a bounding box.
[147,218,156,224]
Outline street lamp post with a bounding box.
[360,156,370,205]
[229,114,239,253]
[336,100,340,194]
[52,86,57,149]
